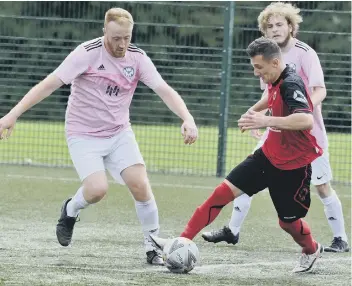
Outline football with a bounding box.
[162,237,200,274]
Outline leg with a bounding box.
[226,140,266,236]
[105,128,163,265]
[311,151,349,252]
[201,192,252,244]
[229,194,253,236]
[121,164,159,243]
[183,149,268,240]
[67,171,109,217]
[57,136,109,247]
[181,180,239,240]
[202,141,268,244]
[316,183,349,252]
[120,164,163,265]
[280,218,323,273]
[269,164,323,273]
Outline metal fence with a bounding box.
[0,1,350,183]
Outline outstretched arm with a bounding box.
[0,74,64,139]
[153,81,198,145]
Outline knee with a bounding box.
[129,178,152,201]
[83,180,109,202]
[212,181,238,200]
[279,219,291,231]
[279,218,299,234]
[315,183,332,198]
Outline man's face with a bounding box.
[250,55,279,84]
[104,21,133,58]
[265,15,292,48]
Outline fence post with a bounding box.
[216,1,235,177]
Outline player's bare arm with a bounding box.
[240,91,268,134]
[248,89,268,138]
[0,74,64,139]
[265,112,313,130]
[310,86,326,107]
[154,81,198,145]
[300,48,327,107]
[238,110,313,131]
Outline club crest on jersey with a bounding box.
[123,66,135,79]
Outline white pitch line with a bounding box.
[3,174,352,198]
[0,257,350,274]
[4,174,211,189]
[196,256,351,271]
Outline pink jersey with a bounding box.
[53,37,164,138]
[260,39,328,149]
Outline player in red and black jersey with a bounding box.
[150,37,323,273]
[252,60,322,170]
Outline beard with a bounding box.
[277,34,291,48]
[105,38,126,58]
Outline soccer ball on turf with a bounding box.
[162,237,200,274]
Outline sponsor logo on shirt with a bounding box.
[123,66,135,79]
[98,64,105,70]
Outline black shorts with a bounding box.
[226,148,312,223]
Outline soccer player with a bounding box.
[202,2,349,253]
[0,8,198,265]
[151,37,324,273]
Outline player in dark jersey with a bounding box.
[150,37,323,273]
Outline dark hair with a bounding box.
[246,37,281,61]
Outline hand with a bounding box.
[0,113,18,139]
[250,129,263,139]
[238,110,268,131]
[181,118,198,145]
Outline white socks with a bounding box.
[229,193,252,235]
[134,197,160,252]
[320,191,348,242]
[66,187,90,217]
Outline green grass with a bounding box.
[0,121,350,182]
[0,165,351,285]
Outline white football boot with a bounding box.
[149,234,169,251]
[292,243,324,273]
[145,233,164,266]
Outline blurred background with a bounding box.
[0,1,350,183]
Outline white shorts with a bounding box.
[67,127,145,184]
[311,149,332,185]
[253,140,332,186]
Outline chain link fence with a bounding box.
[0,1,350,183]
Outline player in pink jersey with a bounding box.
[0,8,198,265]
[202,2,349,252]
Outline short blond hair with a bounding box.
[104,8,134,26]
[258,2,303,37]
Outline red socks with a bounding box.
[279,219,317,254]
[180,182,235,240]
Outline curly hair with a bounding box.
[258,2,303,37]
